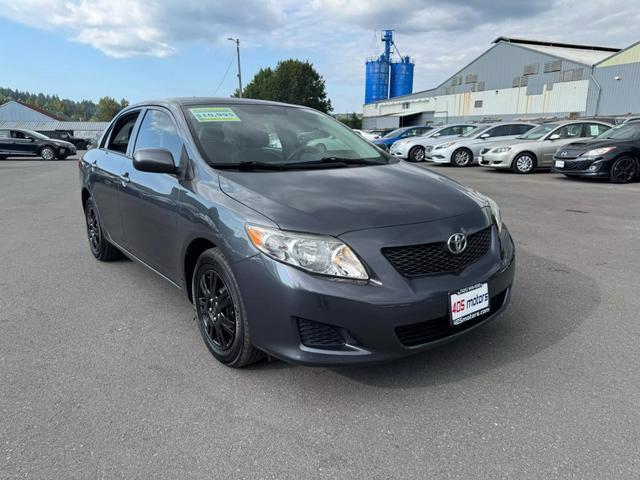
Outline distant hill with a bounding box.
[1,87,99,121]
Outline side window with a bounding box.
[461,126,475,134]
[511,124,533,135]
[107,113,139,154]
[0,130,10,139]
[402,128,419,138]
[487,125,511,137]
[416,127,430,136]
[438,127,454,136]
[584,123,609,137]
[134,109,183,162]
[553,124,582,139]
[11,130,26,139]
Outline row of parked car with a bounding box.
[365,119,640,184]
[0,128,94,160]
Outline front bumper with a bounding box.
[389,144,409,158]
[232,222,516,366]
[429,146,456,163]
[479,151,514,169]
[551,156,609,177]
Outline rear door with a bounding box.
[88,111,141,245]
[0,129,13,154]
[119,107,184,280]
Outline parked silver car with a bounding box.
[478,120,613,173]
[427,122,537,167]
[389,124,476,161]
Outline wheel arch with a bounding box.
[514,150,537,166]
[81,187,91,208]
[184,237,218,303]
[451,146,473,162]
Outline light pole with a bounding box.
[227,37,243,97]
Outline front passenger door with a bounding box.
[541,123,583,166]
[119,108,183,280]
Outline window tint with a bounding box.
[553,124,583,139]
[438,127,455,136]
[107,113,139,154]
[584,123,610,137]
[487,125,512,137]
[511,124,534,135]
[134,109,183,162]
[11,131,26,139]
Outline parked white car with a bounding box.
[389,124,476,162]
[352,129,380,141]
[427,122,538,167]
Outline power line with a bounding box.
[213,54,236,96]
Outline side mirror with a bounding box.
[480,133,490,139]
[133,148,176,174]
[548,134,560,140]
[28,137,35,142]
[433,133,440,137]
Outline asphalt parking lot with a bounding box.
[1,158,639,479]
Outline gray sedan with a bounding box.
[478,120,613,173]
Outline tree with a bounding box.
[234,59,332,113]
[338,112,362,129]
[92,96,128,121]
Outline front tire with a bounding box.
[408,145,425,162]
[84,197,120,261]
[40,146,56,161]
[452,148,472,167]
[609,156,638,184]
[512,153,536,174]
[193,248,264,368]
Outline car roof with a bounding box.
[128,97,308,110]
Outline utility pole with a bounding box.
[227,37,243,97]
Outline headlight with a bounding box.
[246,225,369,280]
[434,141,456,150]
[582,146,615,156]
[468,192,503,233]
[492,147,512,153]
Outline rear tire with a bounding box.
[609,156,638,184]
[512,153,536,174]
[452,148,472,167]
[84,197,120,261]
[408,145,425,162]
[193,248,265,368]
[40,146,56,161]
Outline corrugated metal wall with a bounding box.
[590,61,640,115]
[0,101,58,122]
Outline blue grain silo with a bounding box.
[364,30,414,104]
[390,57,414,98]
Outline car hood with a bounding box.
[218,161,484,236]
[558,138,626,153]
[51,139,75,148]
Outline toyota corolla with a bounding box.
[79,98,515,368]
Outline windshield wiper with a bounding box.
[211,161,288,171]
[288,157,384,167]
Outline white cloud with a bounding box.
[1,0,640,111]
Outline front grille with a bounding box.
[395,288,508,347]
[557,159,593,171]
[382,227,492,277]
[297,318,345,348]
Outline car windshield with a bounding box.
[25,130,49,140]
[382,128,407,139]
[597,123,640,140]
[183,104,389,169]
[517,123,558,140]
[460,125,485,138]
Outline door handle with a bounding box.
[120,172,130,186]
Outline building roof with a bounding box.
[0,120,109,131]
[0,100,64,122]
[493,37,620,66]
[15,101,65,121]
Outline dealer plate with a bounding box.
[555,160,565,168]
[450,283,490,326]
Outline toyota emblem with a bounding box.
[447,233,467,254]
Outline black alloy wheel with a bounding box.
[610,156,638,184]
[193,248,264,367]
[84,197,120,261]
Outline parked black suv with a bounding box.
[0,128,76,160]
[44,131,92,150]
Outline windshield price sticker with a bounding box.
[190,107,241,122]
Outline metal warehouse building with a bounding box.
[363,37,640,129]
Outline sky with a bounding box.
[1,0,640,113]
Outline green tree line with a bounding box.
[0,87,128,121]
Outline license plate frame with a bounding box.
[450,283,490,326]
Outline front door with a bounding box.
[541,123,585,166]
[119,108,183,281]
[10,131,37,155]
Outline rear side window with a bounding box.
[511,124,534,135]
[584,123,610,137]
[107,113,140,154]
[134,109,183,162]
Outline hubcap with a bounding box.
[612,158,635,182]
[516,155,533,172]
[196,270,236,352]
[454,150,470,165]
[86,207,101,253]
[412,147,425,161]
